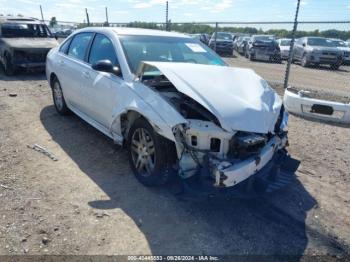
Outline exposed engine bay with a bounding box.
[141,71,288,189]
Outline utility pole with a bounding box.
[165,1,169,31]
[39,5,44,22]
[85,8,90,26]
[105,6,109,25]
[214,22,218,52]
[283,0,301,89]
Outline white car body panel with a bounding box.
[284,88,350,124]
[139,61,282,134]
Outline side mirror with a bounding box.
[92,60,121,76]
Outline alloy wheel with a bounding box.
[130,128,156,177]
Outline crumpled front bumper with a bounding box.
[178,135,298,200]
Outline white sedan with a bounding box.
[46,27,292,197]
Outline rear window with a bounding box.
[1,23,52,38]
[67,33,93,61]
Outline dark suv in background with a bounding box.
[0,16,58,75]
[245,35,281,63]
[209,32,234,56]
[292,37,343,70]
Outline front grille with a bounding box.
[322,51,337,56]
[14,50,48,63]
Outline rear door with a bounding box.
[59,32,94,112]
[83,33,124,128]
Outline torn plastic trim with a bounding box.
[284,87,350,124]
[173,120,288,189]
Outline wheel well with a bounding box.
[120,110,144,141]
[49,73,57,88]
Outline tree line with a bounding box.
[73,21,350,40]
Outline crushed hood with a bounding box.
[1,38,58,50]
[140,62,282,134]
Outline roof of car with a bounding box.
[77,27,191,38]
[0,15,42,24]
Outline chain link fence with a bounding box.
[48,19,350,102]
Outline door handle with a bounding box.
[82,71,90,79]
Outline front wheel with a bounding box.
[301,54,309,67]
[3,54,16,76]
[330,63,340,70]
[128,118,176,187]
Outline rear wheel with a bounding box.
[52,77,70,115]
[128,118,176,187]
[3,54,16,76]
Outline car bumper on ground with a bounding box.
[284,87,350,124]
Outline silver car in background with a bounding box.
[330,38,350,65]
[277,38,291,60]
[293,37,343,70]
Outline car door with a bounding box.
[83,33,124,128]
[58,32,94,112]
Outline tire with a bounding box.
[249,52,255,61]
[52,77,70,115]
[3,54,16,76]
[301,54,309,67]
[127,118,176,187]
[330,64,340,70]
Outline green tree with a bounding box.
[49,17,57,27]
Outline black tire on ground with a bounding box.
[51,77,70,115]
[330,64,340,70]
[301,54,309,67]
[127,118,176,187]
[249,53,255,61]
[3,54,16,76]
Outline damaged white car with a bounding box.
[46,28,295,197]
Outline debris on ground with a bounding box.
[8,93,17,97]
[0,184,13,190]
[27,144,58,161]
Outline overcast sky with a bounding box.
[1,0,350,30]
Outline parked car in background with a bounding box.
[189,33,210,45]
[236,36,250,55]
[46,27,292,197]
[330,38,350,65]
[292,37,343,70]
[277,38,291,60]
[209,32,234,56]
[246,35,281,63]
[54,29,73,39]
[0,16,58,75]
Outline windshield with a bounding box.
[214,32,232,40]
[307,38,335,47]
[280,39,291,46]
[254,35,275,41]
[1,23,52,38]
[119,35,226,74]
[332,40,347,47]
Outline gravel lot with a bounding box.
[0,63,349,257]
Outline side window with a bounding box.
[59,38,72,54]
[89,34,119,66]
[68,33,93,61]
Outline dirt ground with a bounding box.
[0,66,350,257]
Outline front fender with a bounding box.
[110,82,186,143]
